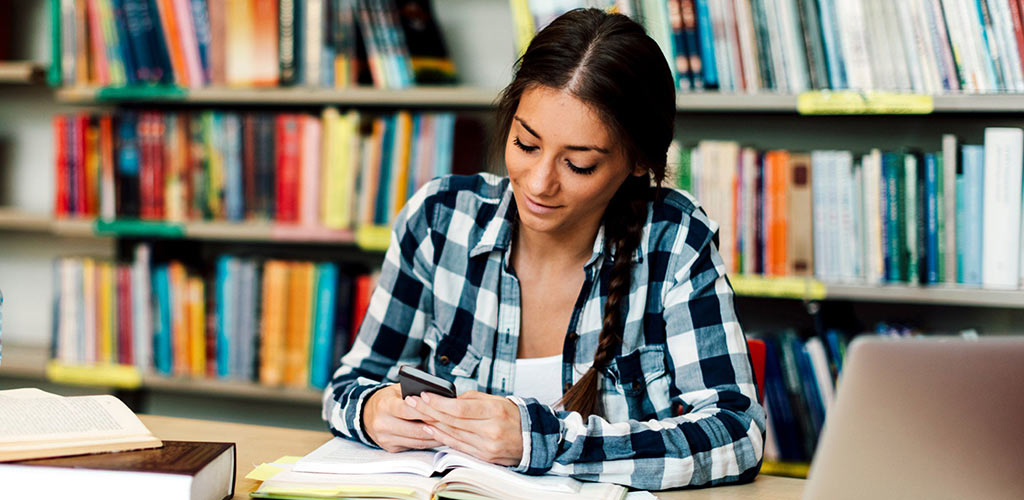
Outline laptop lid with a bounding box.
[803,336,1024,500]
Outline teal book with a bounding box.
[374,115,395,225]
[214,256,233,378]
[925,153,940,284]
[935,155,946,282]
[902,154,916,283]
[152,265,172,375]
[957,145,984,285]
[882,153,901,282]
[310,263,339,389]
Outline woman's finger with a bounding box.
[425,423,519,466]
[420,392,493,420]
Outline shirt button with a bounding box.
[439,355,450,366]
[567,331,579,342]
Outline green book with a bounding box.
[48,0,61,87]
[678,146,692,192]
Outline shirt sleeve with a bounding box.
[507,213,765,490]
[321,181,440,446]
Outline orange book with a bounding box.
[250,0,280,86]
[259,260,289,386]
[786,153,814,276]
[283,262,315,387]
[764,151,790,276]
[392,111,414,218]
[86,0,109,86]
[169,262,189,376]
[153,0,187,86]
[187,276,206,377]
[99,115,116,219]
[74,0,91,85]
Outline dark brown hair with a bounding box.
[495,8,675,418]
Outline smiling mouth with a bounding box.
[525,195,561,210]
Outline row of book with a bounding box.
[51,0,456,89]
[53,109,472,229]
[51,245,378,388]
[677,128,1024,288]
[520,0,1024,94]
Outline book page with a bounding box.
[0,394,152,444]
[435,449,580,494]
[0,388,62,399]
[293,438,438,476]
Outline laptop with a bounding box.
[802,336,1024,500]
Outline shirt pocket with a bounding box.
[604,345,673,420]
[423,322,482,395]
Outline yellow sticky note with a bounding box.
[245,463,285,481]
[273,456,302,465]
[797,91,933,115]
[45,361,142,389]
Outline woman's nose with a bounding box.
[527,156,559,196]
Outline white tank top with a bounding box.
[513,354,564,408]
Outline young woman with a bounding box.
[322,8,764,490]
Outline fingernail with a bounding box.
[421,393,431,403]
[424,426,434,435]
[405,397,416,407]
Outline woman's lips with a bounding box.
[523,195,561,215]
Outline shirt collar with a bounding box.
[469,182,645,265]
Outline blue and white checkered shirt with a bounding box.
[322,173,765,490]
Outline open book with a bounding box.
[250,437,625,500]
[0,388,162,461]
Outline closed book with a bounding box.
[942,134,958,283]
[981,127,1023,288]
[251,0,279,86]
[786,153,813,276]
[283,262,315,387]
[957,145,984,285]
[1,440,234,500]
[925,153,941,283]
[310,263,339,389]
[259,260,289,386]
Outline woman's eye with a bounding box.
[513,136,538,152]
[566,159,596,175]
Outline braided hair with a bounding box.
[494,8,675,418]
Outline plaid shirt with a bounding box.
[322,173,765,490]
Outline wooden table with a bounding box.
[140,415,805,500]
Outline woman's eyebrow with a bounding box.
[514,116,610,154]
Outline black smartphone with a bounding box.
[399,365,457,399]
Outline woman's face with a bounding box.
[505,85,642,238]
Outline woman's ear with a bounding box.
[631,164,648,177]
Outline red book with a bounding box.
[74,115,90,216]
[243,113,257,219]
[1010,0,1024,79]
[138,113,153,219]
[350,274,373,348]
[275,114,302,223]
[117,265,134,366]
[153,113,167,219]
[54,115,69,217]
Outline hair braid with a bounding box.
[559,177,651,419]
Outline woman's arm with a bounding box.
[321,181,440,446]
[508,219,765,490]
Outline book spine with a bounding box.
[695,0,719,88]
[981,127,1024,287]
[926,153,941,283]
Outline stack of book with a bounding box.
[52,108,465,230]
[515,0,1024,94]
[675,128,1024,289]
[51,244,378,389]
[51,0,456,89]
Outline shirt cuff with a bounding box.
[506,395,563,475]
[348,381,392,448]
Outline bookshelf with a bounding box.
[0,61,45,84]
[0,344,322,406]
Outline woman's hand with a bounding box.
[362,384,444,452]
[407,391,524,467]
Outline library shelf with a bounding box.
[0,210,366,247]
[55,85,502,108]
[0,61,45,84]
[0,344,323,405]
[51,86,1024,114]
[730,275,1024,308]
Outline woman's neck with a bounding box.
[514,217,602,270]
